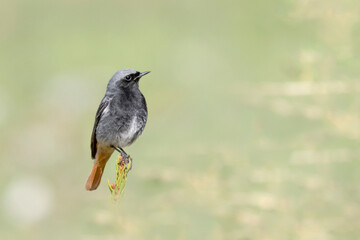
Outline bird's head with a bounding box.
[108,69,150,89]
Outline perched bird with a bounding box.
[86,69,150,191]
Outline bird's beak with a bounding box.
[136,71,151,80]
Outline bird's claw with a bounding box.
[119,153,133,171]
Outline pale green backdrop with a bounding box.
[0,0,359,239]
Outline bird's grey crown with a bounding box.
[106,68,138,92]
[113,69,138,80]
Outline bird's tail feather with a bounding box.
[86,162,105,191]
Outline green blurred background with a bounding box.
[1,0,360,239]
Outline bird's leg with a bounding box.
[119,147,128,156]
[120,147,133,170]
[111,145,132,170]
[111,145,126,156]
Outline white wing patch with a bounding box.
[102,105,110,115]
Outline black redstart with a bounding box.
[86,69,150,191]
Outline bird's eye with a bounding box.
[125,75,131,80]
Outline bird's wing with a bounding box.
[91,97,110,159]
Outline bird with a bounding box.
[85,69,150,191]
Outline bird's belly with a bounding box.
[97,109,147,148]
[116,116,143,147]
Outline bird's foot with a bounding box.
[113,147,132,171]
[122,154,133,171]
[120,150,128,159]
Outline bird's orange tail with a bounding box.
[86,144,114,191]
[86,162,106,191]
